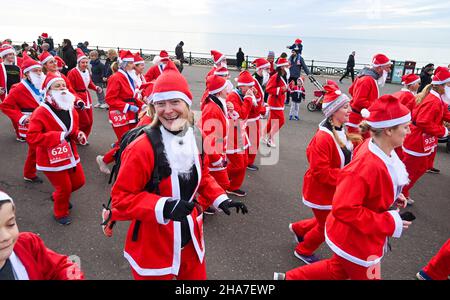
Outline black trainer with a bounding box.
[427,168,440,174]
[246,164,259,171]
[203,207,216,215]
[227,189,247,197]
[24,176,44,184]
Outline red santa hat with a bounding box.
[431,66,450,85]
[76,48,88,63]
[371,53,391,67]
[206,75,227,95]
[361,95,411,128]
[0,190,14,207]
[211,50,225,65]
[151,60,193,107]
[42,72,65,93]
[252,58,270,71]
[295,38,302,44]
[22,56,42,74]
[38,51,54,65]
[0,44,16,58]
[159,50,170,62]
[118,50,134,63]
[214,66,229,77]
[401,73,420,86]
[322,80,350,118]
[235,70,255,87]
[275,57,289,68]
[41,33,49,39]
[133,52,145,65]
[55,56,65,69]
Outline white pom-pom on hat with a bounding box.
[361,108,371,118]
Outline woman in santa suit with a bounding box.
[263,57,290,148]
[96,50,141,175]
[67,49,103,140]
[27,74,87,225]
[39,51,77,97]
[288,81,356,265]
[104,61,248,280]
[275,95,413,280]
[0,191,84,280]
[401,66,450,205]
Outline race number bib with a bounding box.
[48,140,73,164]
[109,110,128,127]
[423,134,437,152]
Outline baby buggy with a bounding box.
[306,75,325,112]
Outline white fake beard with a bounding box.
[262,70,270,85]
[50,89,75,111]
[377,70,388,87]
[128,70,140,86]
[29,72,45,89]
[284,67,290,80]
[161,126,196,180]
[225,80,234,93]
[444,86,450,104]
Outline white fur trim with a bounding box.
[134,60,145,65]
[361,108,370,118]
[77,55,88,63]
[40,55,54,65]
[208,166,226,172]
[45,77,64,92]
[59,131,65,143]
[402,146,433,157]
[214,54,226,64]
[372,61,392,67]
[19,114,29,126]
[211,157,224,167]
[123,103,130,114]
[9,252,29,280]
[155,197,171,225]
[0,191,13,206]
[36,158,80,172]
[276,62,289,67]
[403,78,420,86]
[186,215,205,263]
[302,197,332,210]
[387,210,403,238]
[366,113,411,129]
[444,127,449,138]
[345,122,359,128]
[208,82,227,95]
[23,64,41,74]
[152,91,192,107]
[431,78,450,85]
[269,106,284,111]
[247,116,260,123]
[256,63,270,70]
[213,194,229,210]
[237,81,255,87]
[0,48,15,58]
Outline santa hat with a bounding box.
[322,80,350,118]
[42,73,64,93]
[275,57,289,68]
[361,95,410,128]
[151,60,193,107]
[118,50,134,63]
[206,75,227,95]
[76,48,88,63]
[295,38,302,44]
[211,50,225,65]
[159,50,170,62]
[55,56,65,69]
[431,66,450,85]
[0,191,14,206]
[41,33,49,39]
[133,52,145,65]
[214,66,229,77]
[371,54,391,67]
[252,58,270,70]
[38,51,54,65]
[401,73,420,86]
[235,70,255,87]
[0,44,15,58]
[22,56,42,74]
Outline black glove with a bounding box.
[76,100,85,110]
[219,199,248,215]
[400,211,416,221]
[163,199,195,221]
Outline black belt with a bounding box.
[351,108,361,114]
[75,89,87,93]
[21,108,35,113]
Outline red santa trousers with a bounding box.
[23,143,37,179]
[227,151,248,191]
[103,124,136,164]
[131,240,207,280]
[427,148,437,170]
[291,218,316,237]
[423,239,450,280]
[77,107,93,138]
[286,254,381,280]
[402,152,429,198]
[198,169,230,204]
[43,164,85,218]
[293,209,331,256]
[246,120,260,166]
[264,110,285,139]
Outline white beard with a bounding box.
[284,67,290,80]
[262,70,270,86]
[160,126,196,180]
[377,70,388,87]
[29,72,45,89]
[50,89,75,111]
[444,86,450,104]
[128,70,140,87]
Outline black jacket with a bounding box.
[418,68,433,93]
[62,45,77,72]
[236,51,245,65]
[175,44,185,61]
[346,54,355,69]
[103,56,118,80]
[90,59,105,84]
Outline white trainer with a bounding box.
[96,155,111,174]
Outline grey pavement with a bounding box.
[0,65,448,279]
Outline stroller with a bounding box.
[306,75,326,112]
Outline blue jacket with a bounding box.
[289,54,302,78]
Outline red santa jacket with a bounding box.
[226,90,253,153]
[109,126,228,277]
[302,122,353,210]
[0,80,44,137]
[10,232,84,280]
[105,70,140,127]
[67,67,97,109]
[200,95,228,172]
[403,90,450,157]
[348,75,379,128]
[247,77,267,122]
[27,102,81,172]
[144,64,164,82]
[266,73,288,111]
[325,139,405,268]
[392,89,416,112]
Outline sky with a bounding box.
[2,0,450,52]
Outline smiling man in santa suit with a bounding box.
[67,48,103,141]
[144,50,170,82]
[0,44,22,103]
[0,55,46,183]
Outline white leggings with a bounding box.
[289,102,300,117]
